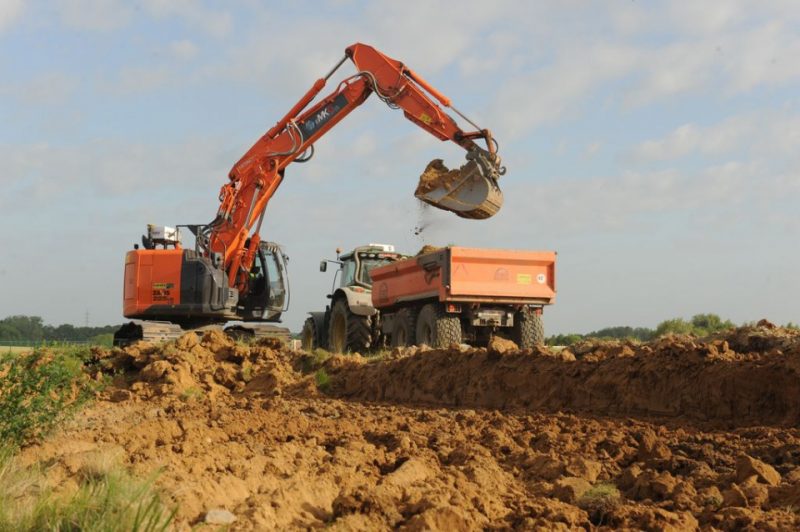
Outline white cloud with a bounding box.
[55,0,133,31]
[0,72,78,105]
[106,65,172,95]
[630,111,800,162]
[584,141,602,158]
[490,43,641,137]
[141,0,232,38]
[169,39,198,61]
[499,161,779,237]
[0,137,231,211]
[664,1,746,35]
[0,0,24,32]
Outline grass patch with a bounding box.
[178,387,204,402]
[0,346,102,446]
[578,482,621,526]
[240,362,254,382]
[0,446,174,531]
[314,368,331,392]
[298,348,332,374]
[365,349,392,362]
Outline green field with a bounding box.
[0,346,32,355]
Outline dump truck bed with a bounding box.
[370,246,556,308]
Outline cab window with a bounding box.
[261,248,286,309]
[341,259,356,287]
[357,254,396,286]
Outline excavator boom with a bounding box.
[209,43,505,292]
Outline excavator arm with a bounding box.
[205,43,504,294]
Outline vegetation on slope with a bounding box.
[0,346,174,531]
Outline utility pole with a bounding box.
[85,310,89,327]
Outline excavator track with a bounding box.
[113,320,291,347]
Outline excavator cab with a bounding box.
[239,241,289,321]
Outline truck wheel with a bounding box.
[416,303,461,349]
[391,308,418,347]
[301,318,317,351]
[513,307,545,348]
[329,299,372,353]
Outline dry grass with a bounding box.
[0,446,174,531]
[0,346,33,355]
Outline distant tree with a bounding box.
[689,313,734,335]
[0,316,44,341]
[588,326,655,342]
[0,315,119,343]
[546,333,584,346]
[546,314,740,346]
[654,318,694,336]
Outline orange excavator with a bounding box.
[114,43,505,345]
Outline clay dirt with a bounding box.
[415,159,467,196]
[16,323,800,530]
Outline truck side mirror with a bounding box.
[319,261,327,272]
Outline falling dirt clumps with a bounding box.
[17,322,800,530]
[415,159,465,195]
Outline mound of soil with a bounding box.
[327,325,800,428]
[17,323,800,530]
[95,330,314,402]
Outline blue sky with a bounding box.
[1,0,798,332]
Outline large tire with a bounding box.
[328,299,372,353]
[513,307,545,348]
[301,317,317,351]
[391,307,418,348]
[416,303,462,348]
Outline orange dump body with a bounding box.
[370,247,556,309]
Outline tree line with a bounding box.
[0,315,119,344]
[545,313,798,346]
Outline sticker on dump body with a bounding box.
[516,273,531,285]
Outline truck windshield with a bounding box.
[357,255,396,286]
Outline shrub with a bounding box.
[578,482,621,525]
[0,346,100,446]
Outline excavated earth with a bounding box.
[415,159,465,195]
[18,323,800,530]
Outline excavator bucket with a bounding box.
[414,159,503,219]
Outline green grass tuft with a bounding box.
[178,387,203,402]
[314,368,331,392]
[298,348,331,374]
[578,482,621,525]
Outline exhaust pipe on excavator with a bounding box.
[414,148,504,220]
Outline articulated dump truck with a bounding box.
[303,245,556,352]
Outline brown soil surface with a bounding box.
[415,159,464,195]
[18,325,800,530]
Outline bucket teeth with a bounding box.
[414,159,503,219]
